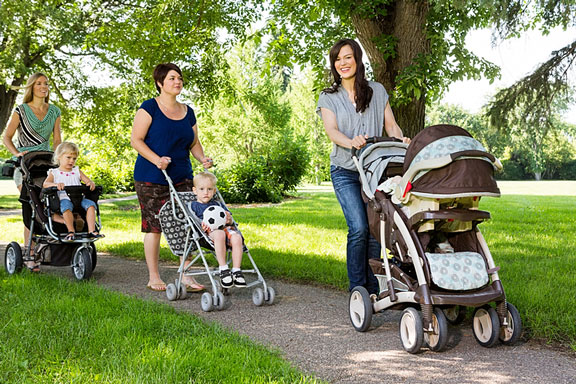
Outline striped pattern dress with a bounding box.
[15,103,61,153]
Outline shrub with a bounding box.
[217,156,283,203]
[497,159,529,180]
[557,159,576,180]
[267,135,310,193]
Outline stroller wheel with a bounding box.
[499,303,522,345]
[4,242,23,275]
[201,292,214,312]
[71,246,93,280]
[424,308,449,352]
[177,282,188,300]
[166,283,178,301]
[443,305,466,325]
[264,286,276,305]
[399,307,424,354]
[348,286,372,332]
[472,305,500,348]
[252,287,265,307]
[215,292,226,311]
[89,242,97,271]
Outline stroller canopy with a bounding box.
[402,124,500,198]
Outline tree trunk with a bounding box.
[351,0,429,138]
[0,82,21,138]
[534,172,542,181]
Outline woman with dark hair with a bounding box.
[131,63,212,292]
[317,38,410,295]
[3,72,62,272]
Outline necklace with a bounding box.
[157,97,179,111]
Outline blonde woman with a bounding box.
[2,72,62,272]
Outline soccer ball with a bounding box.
[202,205,227,231]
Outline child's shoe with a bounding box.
[220,269,233,289]
[232,270,246,287]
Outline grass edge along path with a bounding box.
[0,271,323,384]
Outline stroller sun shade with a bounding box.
[402,125,500,198]
[358,141,407,199]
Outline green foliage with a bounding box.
[199,40,310,202]
[217,156,283,203]
[498,156,530,180]
[557,160,576,180]
[286,69,332,184]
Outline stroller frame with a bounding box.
[159,170,274,311]
[348,133,521,354]
[4,151,103,281]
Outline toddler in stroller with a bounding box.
[4,146,104,281]
[157,169,274,311]
[188,172,246,289]
[347,125,522,353]
[42,142,104,241]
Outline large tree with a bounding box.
[263,0,500,137]
[486,0,576,159]
[0,0,261,137]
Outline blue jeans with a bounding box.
[60,198,96,214]
[331,165,380,294]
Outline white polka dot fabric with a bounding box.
[426,251,489,291]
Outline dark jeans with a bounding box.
[331,165,380,294]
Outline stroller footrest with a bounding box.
[424,281,505,306]
[409,209,490,229]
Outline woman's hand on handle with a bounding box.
[156,156,171,170]
[201,156,213,169]
[350,135,368,150]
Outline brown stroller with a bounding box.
[348,125,522,353]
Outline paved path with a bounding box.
[1,243,574,383]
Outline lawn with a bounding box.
[0,271,321,383]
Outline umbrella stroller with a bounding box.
[348,126,522,353]
[157,170,275,311]
[3,151,103,280]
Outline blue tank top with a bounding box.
[133,98,197,184]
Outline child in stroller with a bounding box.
[188,172,246,288]
[4,148,103,281]
[157,169,274,311]
[42,142,104,241]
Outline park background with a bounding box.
[1,1,576,382]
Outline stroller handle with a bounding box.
[350,136,403,158]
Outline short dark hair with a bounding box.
[153,63,183,94]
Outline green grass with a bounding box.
[480,196,576,348]
[2,189,576,355]
[0,195,20,209]
[0,272,320,383]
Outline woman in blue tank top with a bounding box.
[131,63,213,292]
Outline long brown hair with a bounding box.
[323,39,372,113]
